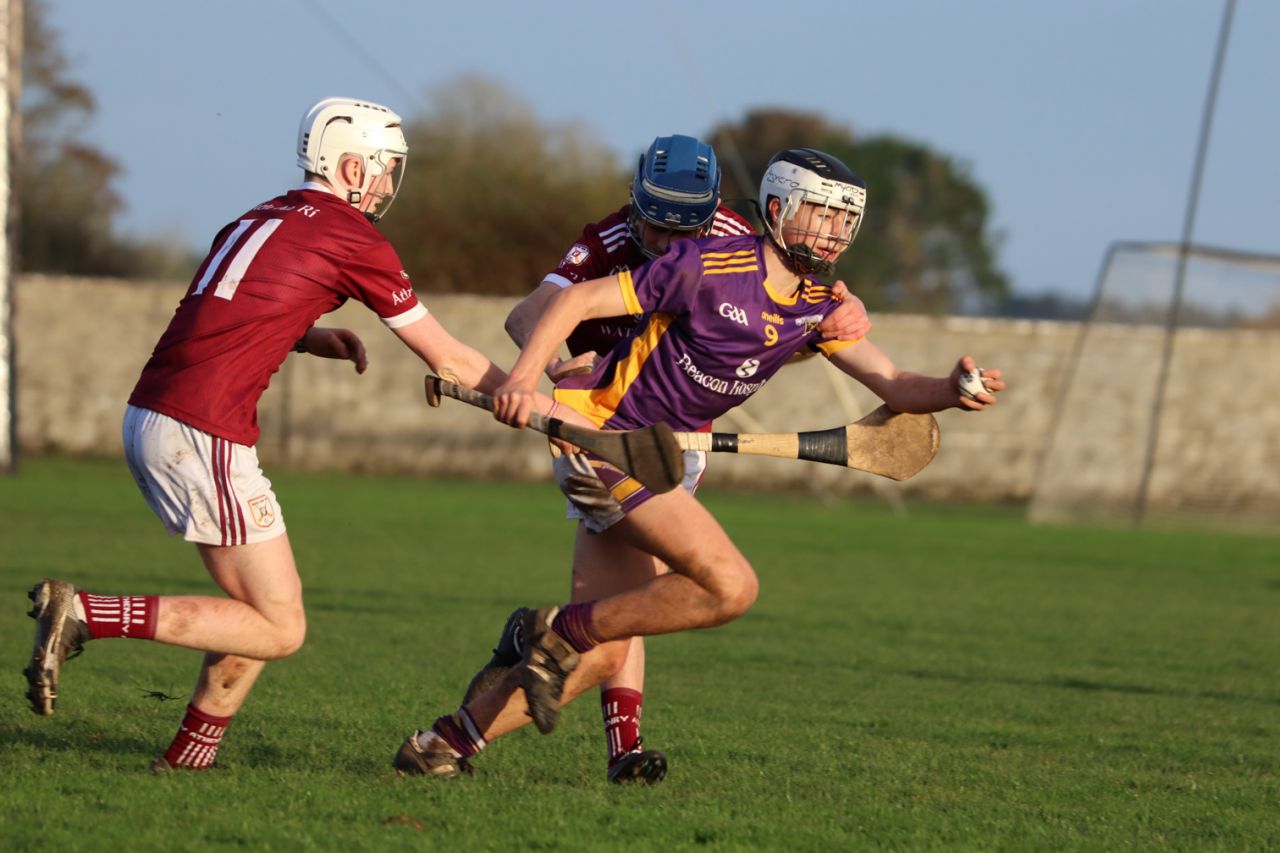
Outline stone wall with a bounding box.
[14,275,1280,517]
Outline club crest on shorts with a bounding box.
[564,243,590,266]
[248,495,277,528]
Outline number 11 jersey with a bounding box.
[129,184,426,446]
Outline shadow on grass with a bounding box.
[893,666,1280,706]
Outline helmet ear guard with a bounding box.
[629,134,722,257]
[758,148,867,276]
[297,97,408,221]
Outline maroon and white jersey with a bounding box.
[129,184,427,446]
[544,204,754,357]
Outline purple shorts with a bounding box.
[555,449,707,533]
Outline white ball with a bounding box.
[957,368,986,400]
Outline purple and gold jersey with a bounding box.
[554,235,858,431]
[544,204,754,357]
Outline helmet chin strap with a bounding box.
[766,228,836,278]
[787,244,836,277]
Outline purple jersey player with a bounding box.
[454,137,871,786]
[392,148,1005,780]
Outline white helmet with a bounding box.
[296,97,408,221]
[758,148,867,276]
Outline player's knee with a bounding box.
[597,641,630,680]
[582,641,629,684]
[708,559,758,625]
[263,613,307,659]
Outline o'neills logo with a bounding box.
[676,352,767,397]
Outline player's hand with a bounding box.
[950,356,1004,410]
[493,380,539,428]
[302,327,368,374]
[547,351,599,383]
[818,282,871,341]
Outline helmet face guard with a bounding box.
[349,149,406,222]
[759,149,866,276]
[297,97,409,222]
[629,134,721,258]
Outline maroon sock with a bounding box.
[432,708,485,758]
[160,703,232,769]
[551,602,600,654]
[78,592,158,640]
[602,688,644,764]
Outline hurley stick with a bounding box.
[424,376,684,493]
[674,406,939,481]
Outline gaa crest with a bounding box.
[248,495,277,528]
[564,243,590,266]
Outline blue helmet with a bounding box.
[629,135,721,255]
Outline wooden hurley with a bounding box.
[424,376,684,493]
[673,406,939,481]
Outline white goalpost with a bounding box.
[0,0,16,475]
[1027,241,1280,530]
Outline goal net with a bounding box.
[1027,241,1280,531]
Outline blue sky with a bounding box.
[45,0,1276,301]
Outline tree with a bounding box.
[708,110,1009,314]
[380,77,626,295]
[18,0,191,278]
[19,0,122,274]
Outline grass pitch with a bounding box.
[1,457,1278,851]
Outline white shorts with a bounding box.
[122,405,286,546]
[562,449,707,533]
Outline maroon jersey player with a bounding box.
[22,97,571,772]
[393,148,1004,780]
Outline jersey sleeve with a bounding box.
[339,240,428,328]
[802,279,861,356]
[709,206,755,237]
[617,239,704,316]
[543,224,613,289]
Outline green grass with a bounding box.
[1,457,1278,851]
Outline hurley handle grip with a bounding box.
[425,376,553,432]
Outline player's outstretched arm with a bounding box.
[394,313,596,430]
[495,275,627,428]
[393,312,504,392]
[504,282,560,350]
[506,281,600,382]
[828,341,1005,413]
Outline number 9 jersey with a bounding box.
[128,183,427,446]
[553,234,858,433]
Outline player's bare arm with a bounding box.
[504,281,561,350]
[506,281,600,381]
[394,313,506,392]
[398,312,597,430]
[298,327,369,373]
[494,275,627,427]
[828,340,1005,412]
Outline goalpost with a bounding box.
[1027,241,1280,530]
[0,0,17,475]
